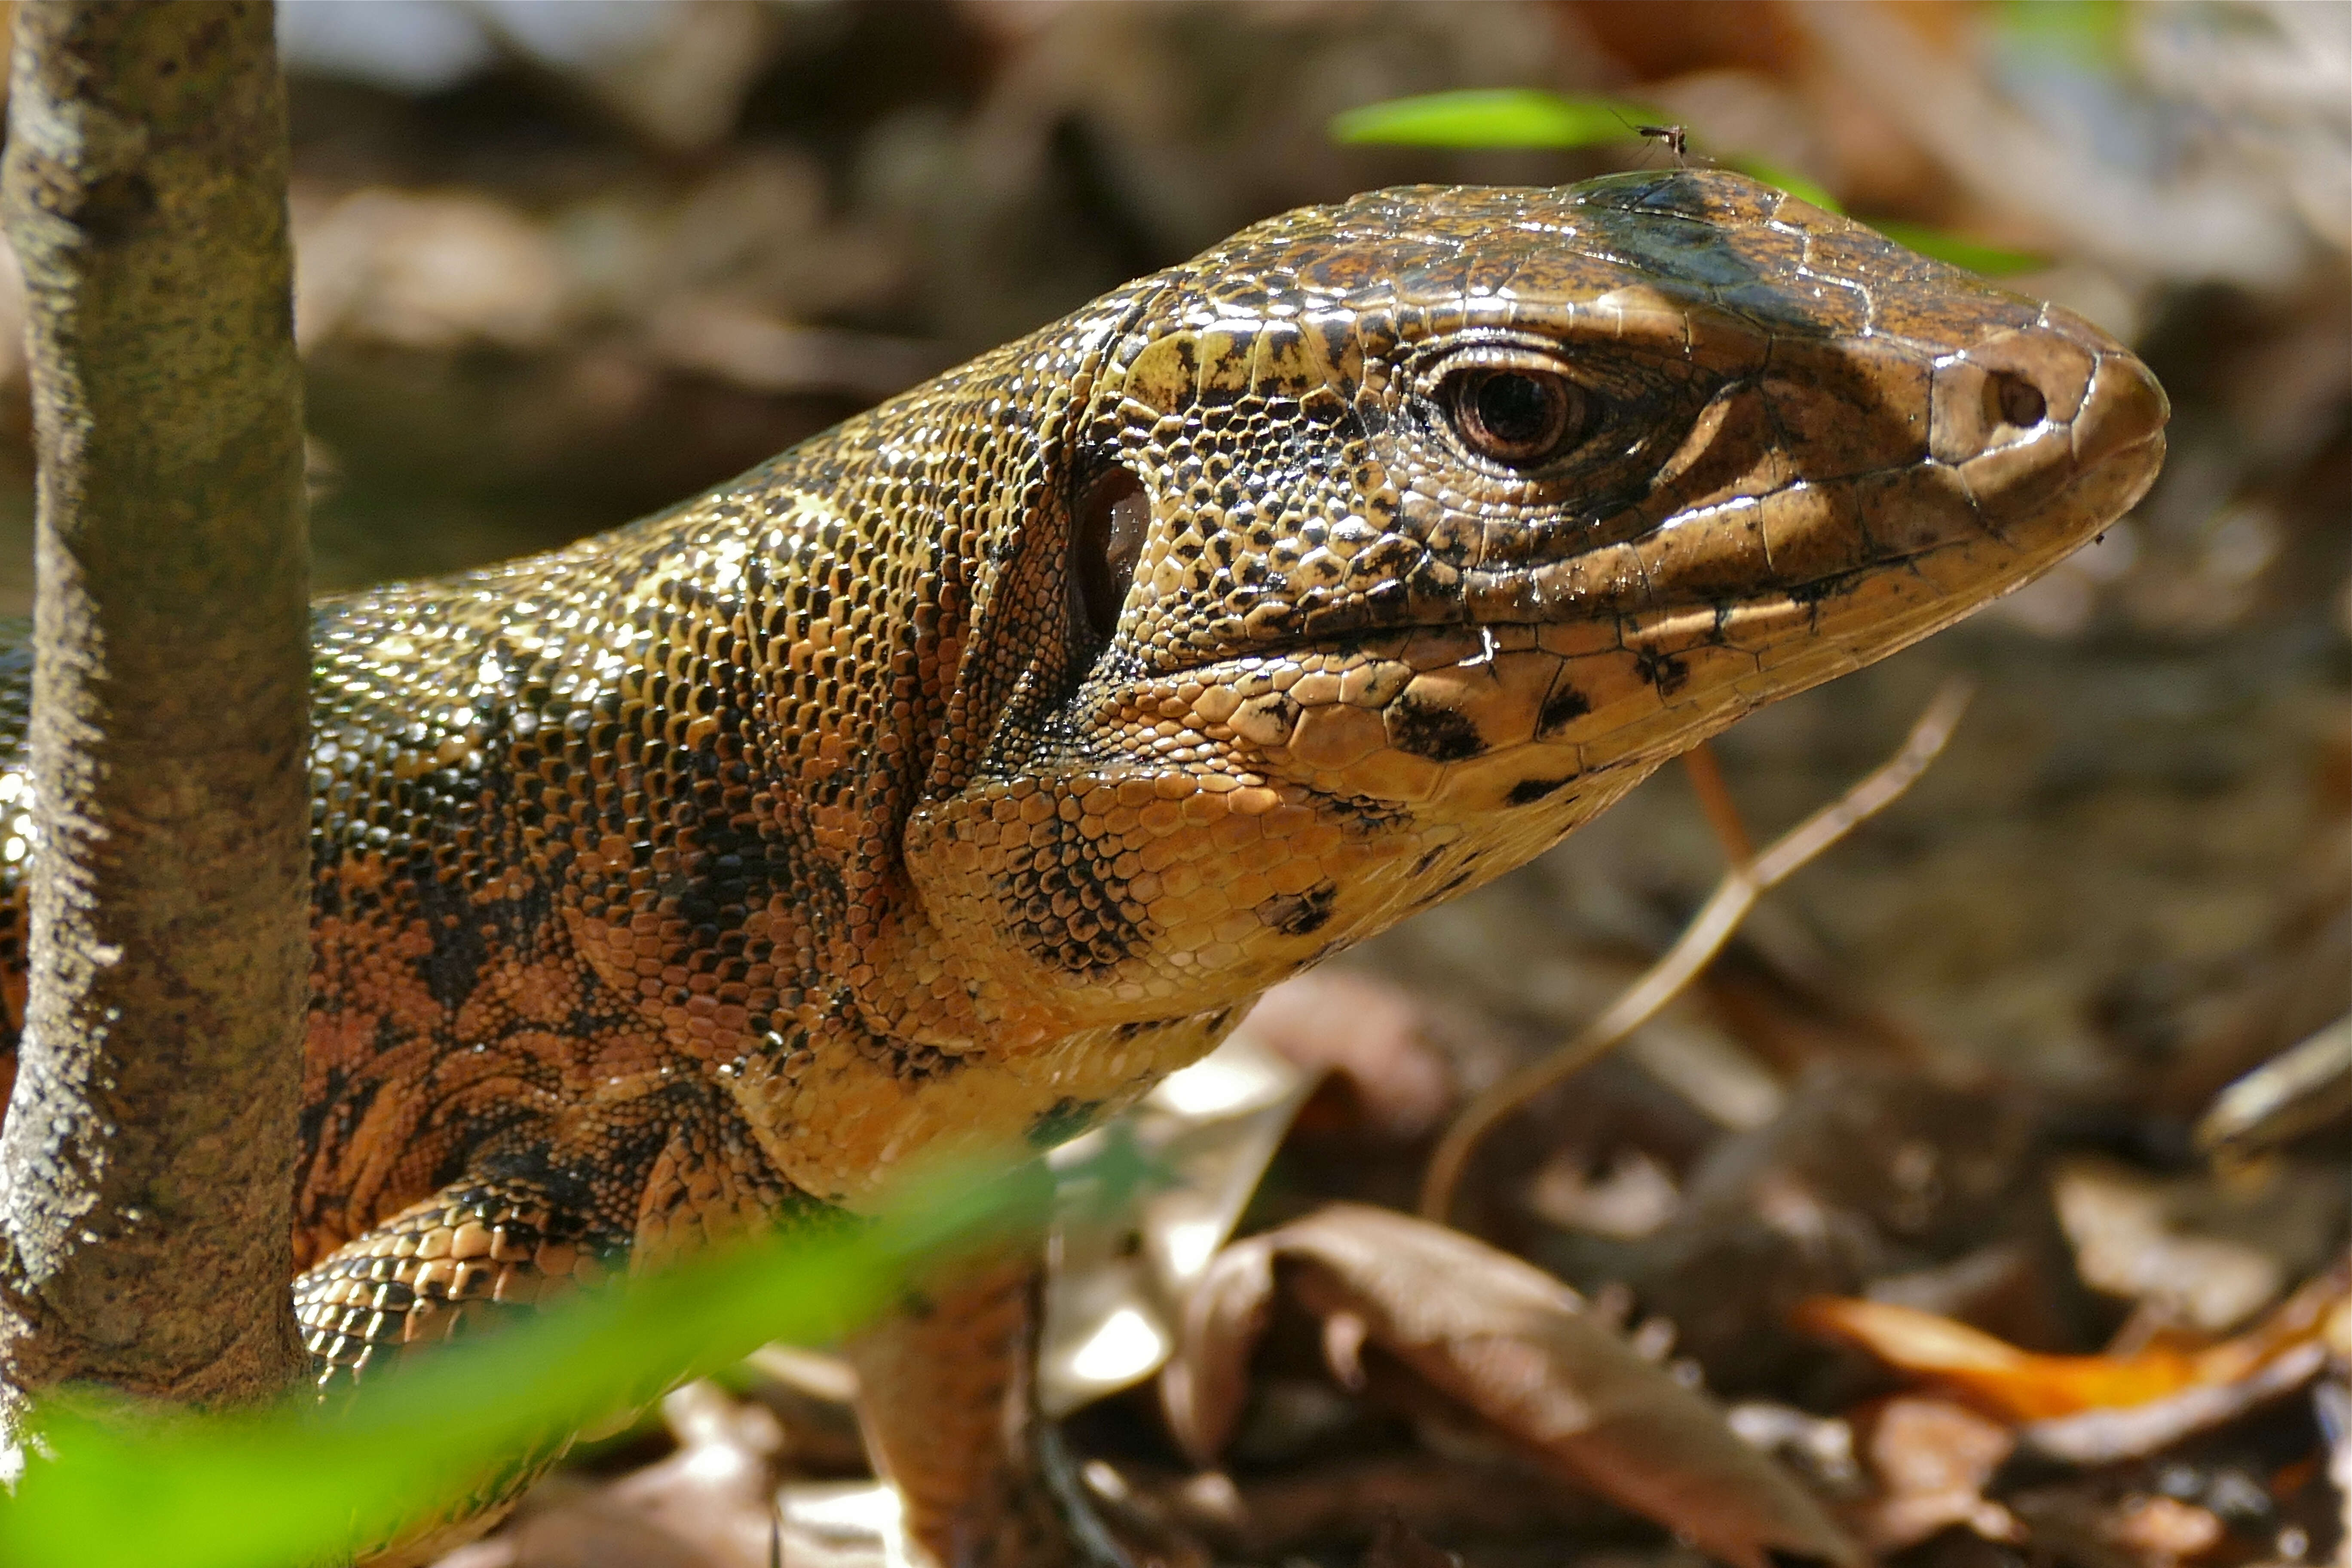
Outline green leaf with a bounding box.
[1721,156,1844,215]
[1329,95,1862,228]
[1326,95,2046,282]
[1996,0,2130,67]
[1866,218,2048,277]
[1332,89,1668,150]
[0,1159,1037,1568]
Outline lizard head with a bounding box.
[899,169,2165,1050]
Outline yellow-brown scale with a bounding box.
[0,171,2164,1564]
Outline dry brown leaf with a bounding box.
[2050,1154,2334,1333]
[1164,1203,1861,1568]
[2015,1340,2332,1467]
[2108,1495,2226,1565]
[1244,970,1455,1140]
[1794,1297,2200,1421]
[1795,1259,2350,1428]
[1851,1396,2021,1553]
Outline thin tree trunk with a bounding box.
[0,0,311,1416]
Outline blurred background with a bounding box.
[3,2,2344,1563]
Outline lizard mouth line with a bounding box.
[1138,421,2170,692]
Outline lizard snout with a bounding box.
[1922,306,2168,545]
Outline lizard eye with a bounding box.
[1441,366,1586,468]
[1071,466,1149,656]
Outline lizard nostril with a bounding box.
[1990,371,2046,430]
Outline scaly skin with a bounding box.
[0,172,2165,1562]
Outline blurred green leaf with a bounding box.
[1867,218,2048,277]
[1329,91,2048,284]
[1332,88,1667,150]
[1996,0,2130,67]
[0,1160,1037,1568]
[1720,155,1844,215]
[1332,92,1846,217]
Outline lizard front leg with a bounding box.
[294,1099,808,1565]
[848,1234,1148,1568]
[293,1165,631,1566]
[294,1169,621,1392]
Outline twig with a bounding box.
[1679,741,1756,869]
[1420,681,1974,1222]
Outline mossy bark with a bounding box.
[0,1,311,1412]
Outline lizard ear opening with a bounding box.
[1069,466,1148,668]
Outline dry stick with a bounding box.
[1420,681,1975,1223]
[1679,741,1757,869]
[1677,738,1941,1071]
[0,2,312,1417]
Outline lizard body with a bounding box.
[0,172,2164,1562]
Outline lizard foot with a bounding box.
[846,1244,1203,1568]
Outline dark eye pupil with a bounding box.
[1446,365,1580,466]
[1476,374,1555,446]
